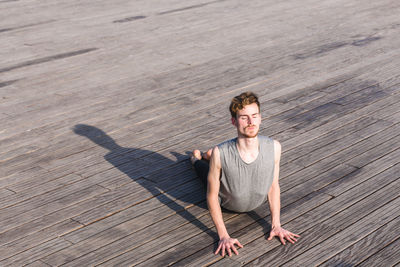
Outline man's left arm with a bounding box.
[267,140,300,245]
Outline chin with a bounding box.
[243,132,259,138]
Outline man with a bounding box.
[190,91,299,257]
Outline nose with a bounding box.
[248,117,255,125]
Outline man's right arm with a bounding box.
[207,146,243,257]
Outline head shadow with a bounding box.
[73,124,214,239]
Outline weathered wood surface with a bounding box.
[1,0,400,266]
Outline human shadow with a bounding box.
[73,124,215,240]
[247,210,272,240]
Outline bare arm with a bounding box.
[207,146,227,239]
[207,146,243,256]
[268,140,282,228]
[267,140,300,244]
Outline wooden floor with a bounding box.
[1,0,400,266]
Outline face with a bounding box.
[232,103,261,138]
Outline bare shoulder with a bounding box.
[212,146,220,156]
[210,146,221,168]
[273,140,281,162]
[273,140,281,151]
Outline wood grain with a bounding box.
[1,0,399,265]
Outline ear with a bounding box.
[231,117,237,126]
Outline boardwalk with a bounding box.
[1,0,400,266]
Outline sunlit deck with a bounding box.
[0,0,399,266]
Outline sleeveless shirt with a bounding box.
[217,135,275,212]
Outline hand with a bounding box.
[267,226,300,245]
[215,237,243,257]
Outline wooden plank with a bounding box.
[63,185,203,245]
[70,177,203,228]
[282,116,379,164]
[98,162,194,191]
[289,119,393,168]
[0,237,71,266]
[0,163,156,228]
[332,83,388,106]
[0,178,110,221]
[280,123,400,192]
[282,196,400,266]
[0,144,38,162]
[292,163,400,227]
[0,48,98,74]
[356,236,400,267]
[0,184,107,238]
[322,217,400,266]
[271,88,398,143]
[0,173,82,209]
[0,219,81,261]
[23,259,52,267]
[322,148,400,197]
[0,180,149,245]
[263,79,380,130]
[346,134,400,168]
[0,166,48,190]
[0,188,15,197]
[280,164,358,205]
[282,93,400,151]
[64,165,196,223]
[3,169,194,248]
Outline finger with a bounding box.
[283,233,294,243]
[215,243,222,255]
[232,245,239,255]
[279,235,286,245]
[286,235,295,244]
[227,247,232,257]
[288,232,299,241]
[235,240,244,248]
[267,232,274,240]
[287,231,300,238]
[221,244,226,257]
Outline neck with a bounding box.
[236,135,259,152]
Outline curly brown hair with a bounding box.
[229,91,260,118]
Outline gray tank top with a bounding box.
[218,136,275,212]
